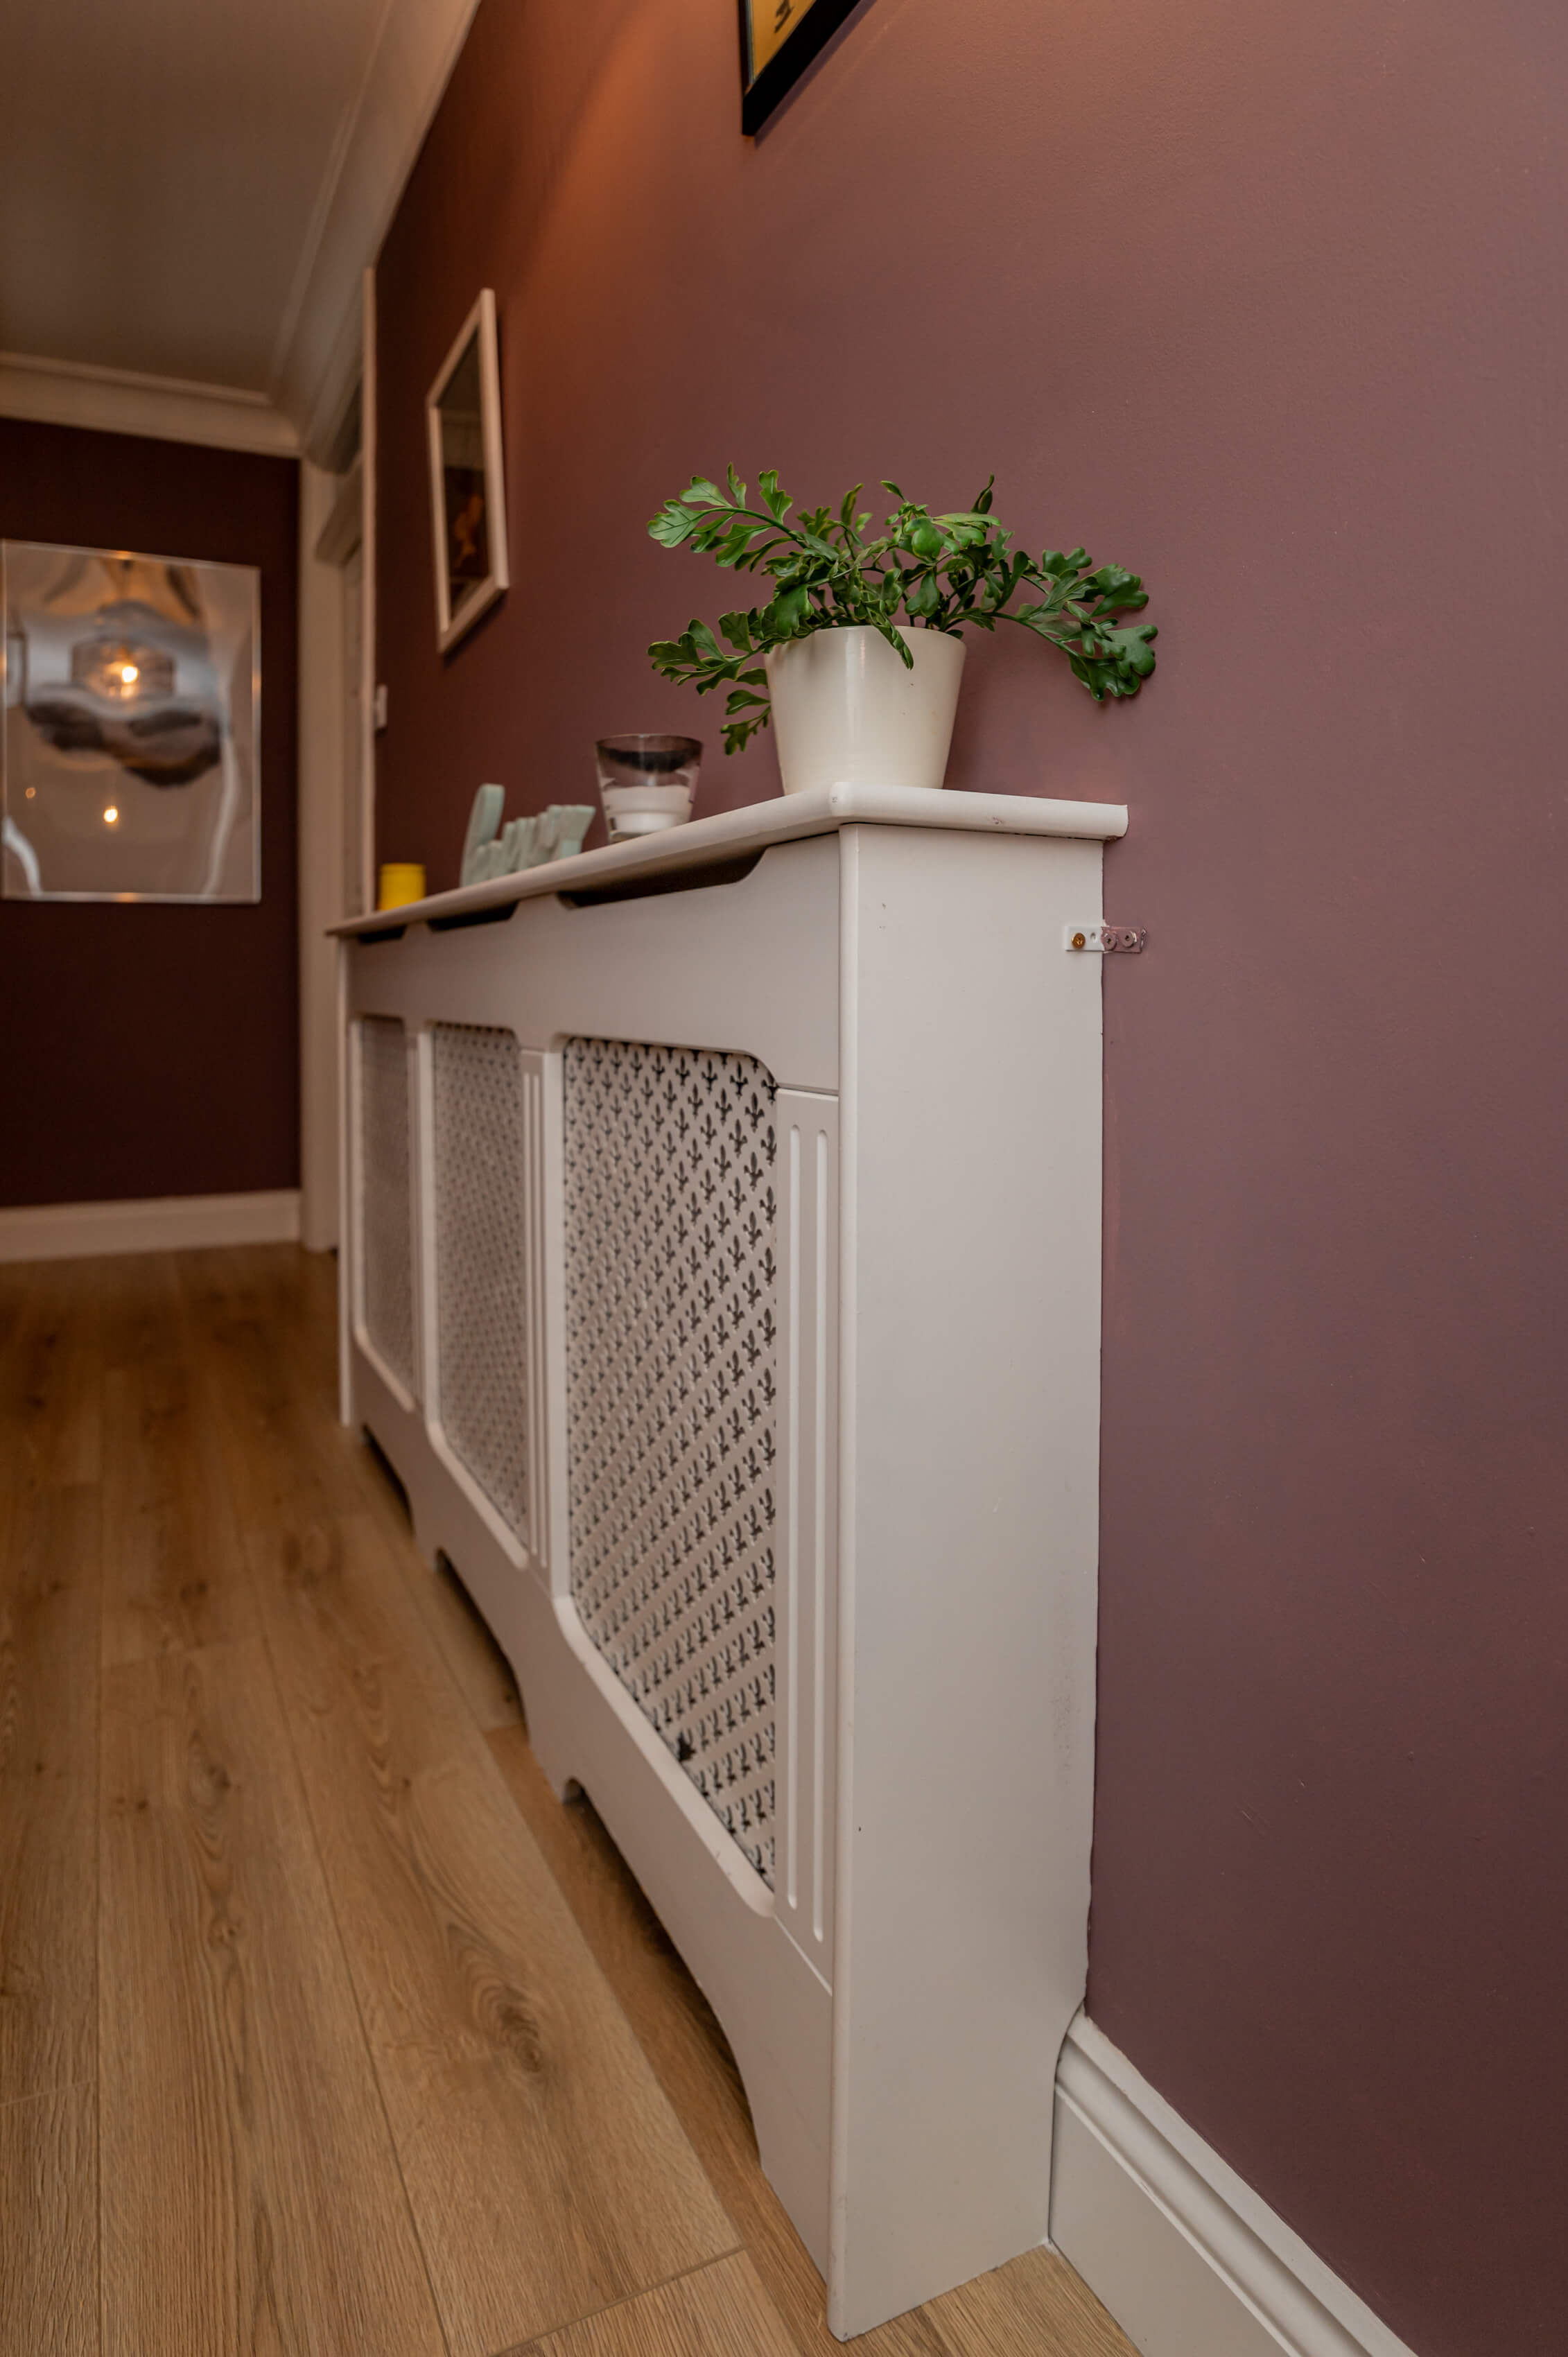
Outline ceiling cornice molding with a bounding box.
[271,0,482,462]
[0,349,300,458]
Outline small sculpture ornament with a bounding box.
[460,784,594,886]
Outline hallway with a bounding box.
[0,1246,1131,2356]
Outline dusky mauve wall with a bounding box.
[373,6,1568,2351]
[0,417,299,1208]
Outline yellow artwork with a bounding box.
[746,0,824,80]
[740,0,865,132]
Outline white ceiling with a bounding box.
[0,0,478,453]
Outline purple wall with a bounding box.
[0,418,299,1207]
[373,5,1568,2349]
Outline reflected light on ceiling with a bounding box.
[103,805,119,825]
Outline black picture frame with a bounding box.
[740,0,867,136]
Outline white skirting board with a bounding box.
[1051,2017,1420,2357]
[0,1188,302,1263]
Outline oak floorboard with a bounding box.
[98,1639,446,2357]
[0,2082,98,2357]
[337,1359,525,1732]
[917,2244,1137,2357]
[412,1545,525,1734]
[486,1728,941,2357]
[0,1256,101,1495]
[174,1246,519,1743]
[0,1484,100,2103]
[200,1249,513,1729]
[239,1502,737,2357]
[516,2253,799,2357]
[175,1247,365,1532]
[487,1730,1138,2357]
[100,1337,259,1669]
[189,1250,737,2351]
[96,1250,181,1374]
[0,1260,34,1437]
[178,1246,426,1585]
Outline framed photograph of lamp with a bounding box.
[2,538,261,902]
[740,0,871,134]
[426,288,509,653]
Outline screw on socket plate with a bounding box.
[1064,923,1146,955]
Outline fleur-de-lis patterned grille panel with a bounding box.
[433,1023,531,1540]
[564,1038,779,1886]
[358,1016,415,1393]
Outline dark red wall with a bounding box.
[373,5,1568,2350]
[0,417,299,1208]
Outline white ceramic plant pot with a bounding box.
[765,623,966,797]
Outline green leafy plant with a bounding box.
[647,469,1157,754]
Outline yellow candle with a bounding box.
[377,862,428,911]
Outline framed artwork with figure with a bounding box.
[426,288,509,653]
[740,0,871,134]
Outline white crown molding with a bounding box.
[270,0,483,461]
[0,1190,302,1264]
[1051,2017,1421,2357]
[1,0,480,467]
[0,349,299,457]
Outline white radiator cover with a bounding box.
[334,783,1122,2338]
[563,1037,784,1884]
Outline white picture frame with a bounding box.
[426,288,509,654]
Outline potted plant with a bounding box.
[647,470,1156,795]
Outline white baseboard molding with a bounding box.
[1051,2017,1420,2357]
[0,1188,302,1264]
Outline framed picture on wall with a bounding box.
[426,288,509,654]
[1,539,261,903]
[740,0,871,134]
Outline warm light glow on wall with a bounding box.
[103,806,119,826]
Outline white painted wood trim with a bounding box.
[0,1189,301,1264]
[273,0,483,458]
[337,941,354,1422]
[825,826,1104,2337]
[314,455,365,567]
[329,781,1129,938]
[1,0,476,472]
[297,460,351,1250]
[358,267,378,917]
[1052,2018,1421,2357]
[827,825,862,2308]
[0,349,298,455]
[774,1088,839,1990]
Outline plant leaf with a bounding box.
[650,469,1158,720]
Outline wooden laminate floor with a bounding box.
[0,1245,1135,2357]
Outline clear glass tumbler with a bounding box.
[595,734,702,844]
